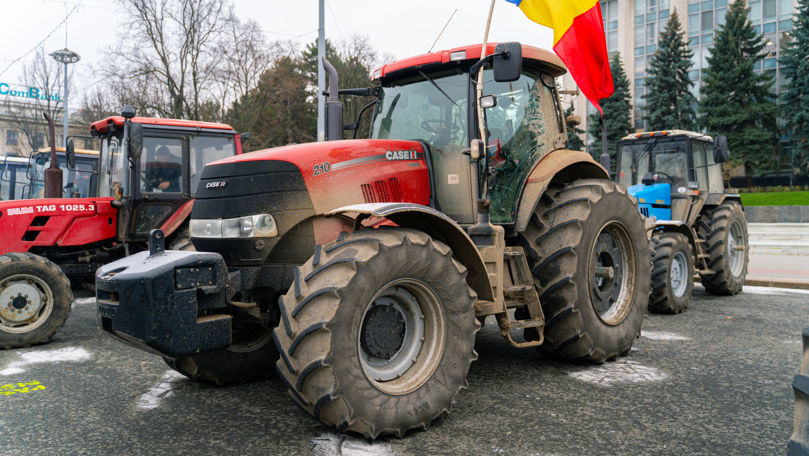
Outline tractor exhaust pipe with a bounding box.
[322,57,343,141]
[43,112,63,199]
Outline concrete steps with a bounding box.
[748,223,809,255]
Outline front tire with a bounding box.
[0,253,72,349]
[518,179,650,362]
[697,200,748,295]
[273,228,479,438]
[649,232,694,314]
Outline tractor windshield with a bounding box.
[617,138,689,188]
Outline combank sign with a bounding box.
[0,82,61,102]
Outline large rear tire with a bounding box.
[0,253,72,349]
[697,200,748,295]
[649,232,694,314]
[273,228,479,438]
[518,179,649,362]
[790,327,809,456]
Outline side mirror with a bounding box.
[240,132,251,143]
[565,115,581,127]
[713,135,729,163]
[479,95,497,109]
[129,123,143,160]
[65,138,76,169]
[493,42,522,82]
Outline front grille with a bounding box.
[639,206,650,218]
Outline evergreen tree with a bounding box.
[565,105,585,151]
[643,9,697,131]
[698,0,780,177]
[780,0,809,176]
[587,53,633,166]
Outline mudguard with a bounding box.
[328,202,494,302]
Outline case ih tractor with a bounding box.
[96,43,650,438]
[0,108,242,349]
[615,130,749,313]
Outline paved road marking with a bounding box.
[568,360,668,387]
[0,347,91,376]
[1,380,45,396]
[641,331,691,341]
[136,370,185,410]
[310,433,394,456]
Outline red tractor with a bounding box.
[97,43,650,437]
[0,107,242,349]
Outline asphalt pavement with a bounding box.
[1,285,807,456]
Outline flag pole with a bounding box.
[476,0,496,202]
[600,114,611,174]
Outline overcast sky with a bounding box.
[0,0,553,102]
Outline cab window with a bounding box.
[190,135,235,196]
[140,137,183,194]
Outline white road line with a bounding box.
[310,433,395,456]
[568,360,668,387]
[135,370,185,410]
[0,346,91,376]
[641,330,691,341]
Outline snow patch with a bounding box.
[641,330,691,341]
[310,433,395,456]
[743,286,809,296]
[568,360,668,387]
[72,297,96,307]
[136,370,185,410]
[0,347,91,376]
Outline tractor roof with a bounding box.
[90,116,235,135]
[371,43,565,80]
[621,130,713,142]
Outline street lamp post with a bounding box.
[49,48,80,147]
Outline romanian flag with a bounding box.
[506,0,614,115]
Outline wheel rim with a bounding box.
[358,279,446,395]
[0,274,54,333]
[670,251,689,298]
[727,219,746,278]
[589,222,637,326]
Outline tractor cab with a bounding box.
[28,147,99,199]
[0,155,30,200]
[616,130,729,223]
[87,107,242,244]
[368,43,569,224]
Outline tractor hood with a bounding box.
[189,139,431,268]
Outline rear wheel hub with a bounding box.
[0,275,51,327]
[361,302,407,360]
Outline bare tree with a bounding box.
[98,0,232,120]
[3,48,65,154]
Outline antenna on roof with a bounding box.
[428,9,458,53]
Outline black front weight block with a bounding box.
[95,245,233,358]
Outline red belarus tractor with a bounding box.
[97,43,650,438]
[0,107,242,349]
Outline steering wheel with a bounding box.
[653,171,677,183]
[421,120,459,135]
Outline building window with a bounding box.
[780,0,794,18]
[6,129,17,146]
[689,13,700,34]
[702,33,714,44]
[716,8,727,25]
[763,57,777,70]
[763,0,777,19]
[750,1,762,23]
[647,22,657,44]
[702,0,713,10]
[636,25,645,43]
[689,2,700,13]
[33,132,44,149]
[702,11,714,31]
[715,0,727,6]
[780,19,793,30]
[763,21,777,33]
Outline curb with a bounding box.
[744,276,809,291]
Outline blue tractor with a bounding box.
[615,130,749,313]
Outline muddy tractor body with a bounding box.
[97,43,650,438]
[0,108,242,348]
[615,130,749,313]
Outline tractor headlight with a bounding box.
[190,214,277,239]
